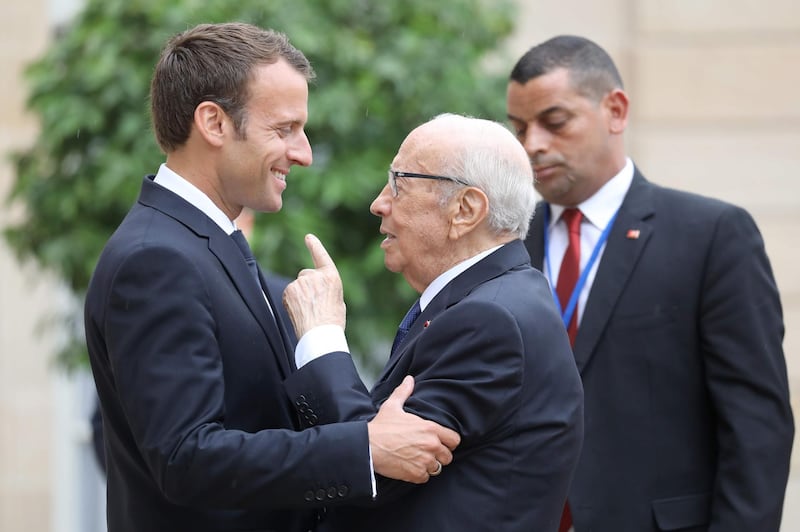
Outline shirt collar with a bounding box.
[549,157,634,229]
[153,163,237,235]
[418,244,504,311]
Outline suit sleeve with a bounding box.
[379,299,528,500]
[286,298,528,503]
[102,245,373,509]
[701,206,794,531]
[389,300,525,435]
[284,352,377,425]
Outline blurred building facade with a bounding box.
[1,1,799,530]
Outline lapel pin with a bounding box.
[626,229,640,240]
[423,320,431,328]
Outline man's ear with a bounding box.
[193,101,228,148]
[448,187,489,239]
[604,88,629,134]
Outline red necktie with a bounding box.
[556,208,582,532]
[556,208,583,347]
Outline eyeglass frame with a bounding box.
[388,170,470,197]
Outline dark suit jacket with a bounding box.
[285,240,584,531]
[89,274,297,476]
[525,169,793,531]
[85,176,373,532]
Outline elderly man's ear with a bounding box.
[448,187,489,239]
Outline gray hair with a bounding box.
[430,114,536,239]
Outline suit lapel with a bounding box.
[259,268,298,371]
[208,235,293,378]
[373,241,531,386]
[524,170,656,372]
[574,171,655,371]
[526,202,547,270]
[139,177,293,378]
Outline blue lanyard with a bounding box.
[543,205,619,329]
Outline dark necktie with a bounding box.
[391,300,421,356]
[555,208,582,532]
[556,208,583,346]
[230,229,261,288]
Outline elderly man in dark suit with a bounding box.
[282,113,584,531]
[84,22,458,532]
[506,35,793,532]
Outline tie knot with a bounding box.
[230,229,255,261]
[561,208,583,234]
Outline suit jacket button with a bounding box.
[315,488,326,501]
[338,485,349,497]
[326,486,338,499]
[304,490,314,502]
[295,395,306,405]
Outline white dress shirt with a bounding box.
[419,244,504,312]
[544,158,634,326]
[154,164,236,234]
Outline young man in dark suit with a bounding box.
[84,22,458,532]
[506,35,793,532]
[282,113,585,531]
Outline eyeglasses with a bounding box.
[388,170,470,197]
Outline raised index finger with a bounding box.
[304,233,336,270]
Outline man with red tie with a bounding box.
[506,35,793,532]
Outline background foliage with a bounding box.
[5,0,516,376]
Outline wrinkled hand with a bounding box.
[368,376,461,484]
[283,234,346,337]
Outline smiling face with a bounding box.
[216,59,312,215]
[506,67,627,207]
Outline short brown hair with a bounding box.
[150,22,315,152]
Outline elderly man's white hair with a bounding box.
[414,113,537,239]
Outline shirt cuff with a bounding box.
[369,444,377,498]
[294,324,350,368]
